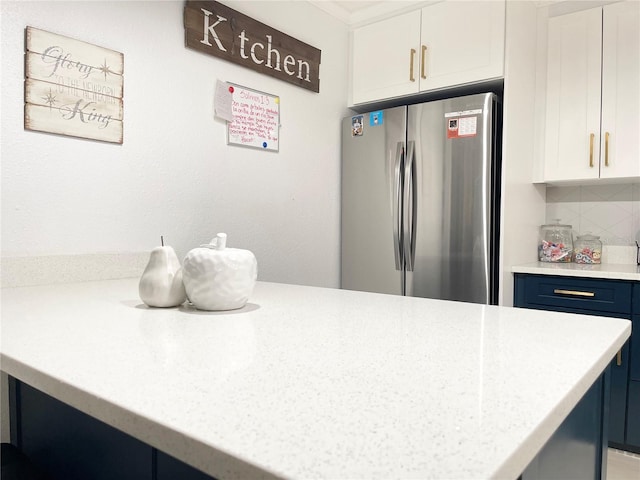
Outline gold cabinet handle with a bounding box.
[616,349,622,366]
[421,45,427,79]
[409,48,416,82]
[553,289,595,297]
[605,132,610,167]
[589,133,594,167]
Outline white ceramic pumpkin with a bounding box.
[182,233,257,311]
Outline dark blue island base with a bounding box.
[7,373,610,480]
[7,378,215,480]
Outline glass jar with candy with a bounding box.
[539,220,574,263]
[573,233,602,264]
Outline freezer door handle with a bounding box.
[403,140,416,272]
[393,142,404,271]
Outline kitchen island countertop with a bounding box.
[0,278,631,479]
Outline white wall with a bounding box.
[546,183,640,246]
[1,0,350,288]
[499,0,547,306]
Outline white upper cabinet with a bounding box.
[419,1,505,92]
[544,8,602,182]
[544,1,639,183]
[351,1,505,105]
[351,10,422,105]
[601,1,640,179]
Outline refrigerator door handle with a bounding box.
[403,140,416,272]
[393,142,404,271]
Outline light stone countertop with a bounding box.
[512,262,640,281]
[0,279,631,479]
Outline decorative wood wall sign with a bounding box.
[184,1,321,93]
[24,27,124,144]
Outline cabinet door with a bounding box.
[157,452,215,480]
[351,10,421,105]
[627,381,640,447]
[610,343,630,444]
[600,1,640,180]
[16,380,153,480]
[419,1,505,92]
[544,8,602,182]
[631,315,640,382]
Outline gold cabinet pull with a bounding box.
[589,133,594,167]
[421,45,427,79]
[553,289,595,297]
[605,132,610,167]
[616,349,622,366]
[409,48,416,82]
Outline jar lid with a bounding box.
[541,221,572,229]
[576,233,600,240]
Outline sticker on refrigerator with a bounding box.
[446,116,477,139]
[351,115,364,137]
[444,109,482,118]
[369,111,383,126]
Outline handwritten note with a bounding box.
[226,84,279,152]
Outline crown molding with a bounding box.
[309,1,428,27]
[307,1,353,23]
[309,0,620,27]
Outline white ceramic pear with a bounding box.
[183,233,257,311]
[139,245,187,307]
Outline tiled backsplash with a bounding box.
[546,183,640,246]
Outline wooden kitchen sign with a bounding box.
[24,27,124,144]
[184,1,321,93]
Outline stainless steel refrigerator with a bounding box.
[341,92,501,305]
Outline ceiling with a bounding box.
[331,1,385,13]
[313,1,573,25]
[309,0,421,25]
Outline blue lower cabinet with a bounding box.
[627,381,640,448]
[157,451,218,480]
[609,343,630,444]
[630,299,640,448]
[10,379,216,480]
[631,315,640,382]
[514,274,638,452]
[521,374,607,480]
[17,381,152,480]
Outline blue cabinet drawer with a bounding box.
[515,274,633,315]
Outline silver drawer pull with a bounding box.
[553,289,595,297]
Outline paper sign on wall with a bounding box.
[226,83,279,152]
[214,79,234,122]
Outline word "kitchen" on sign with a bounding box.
[184,1,321,93]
